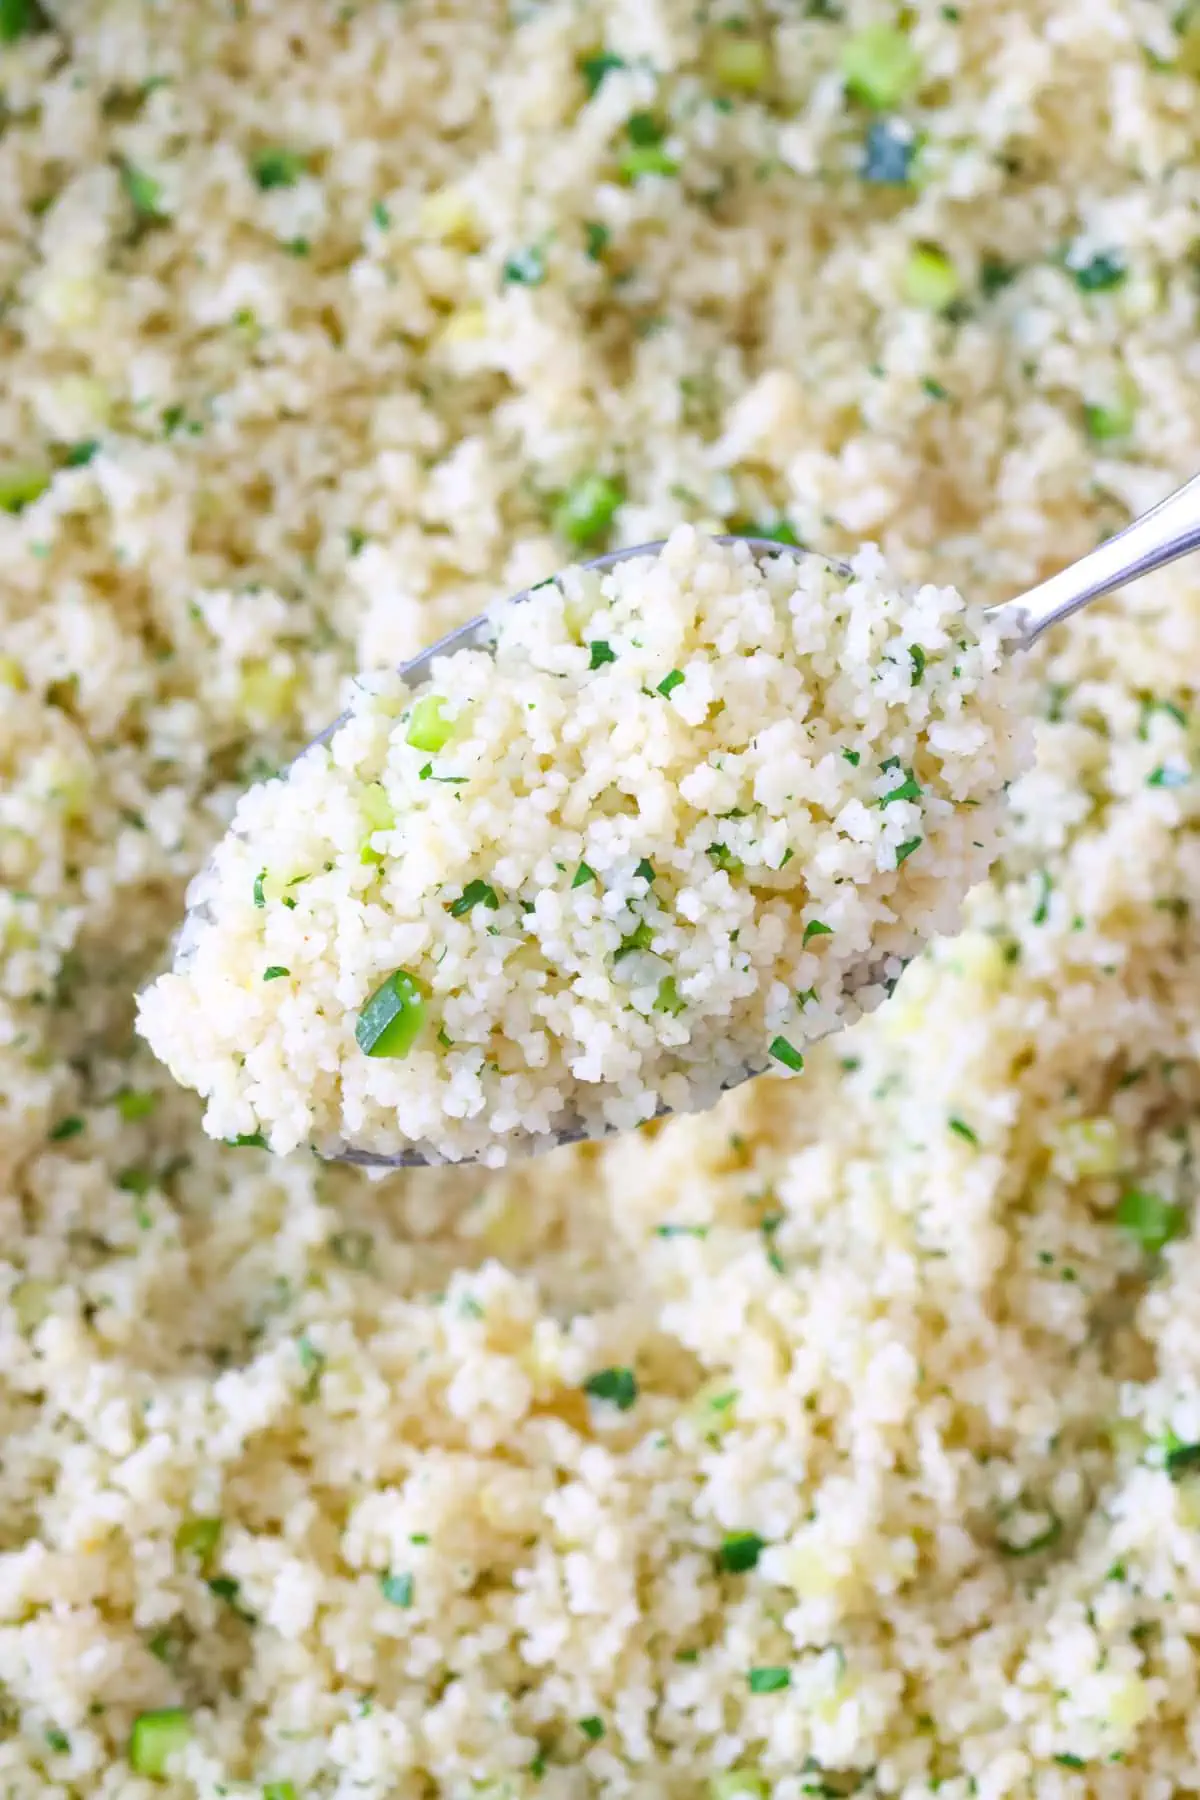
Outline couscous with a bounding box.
[3,1,1200,1796]
[139,530,1028,1164]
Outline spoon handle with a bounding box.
[1001,468,1200,641]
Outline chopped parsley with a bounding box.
[635,858,655,883]
[616,920,654,958]
[948,1115,978,1145]
[1115,1188,1185,1254]
[1069,248,1126,292]
[128,1709,192,1779]
[747,1666,790,1695]
[251,147,307,190]
[120,161,165,220]
[584,220,610,260]
[572,861,597,888]
[448,879,500,916]
[253,868,267,908]
[578,1716,605,1741]
[1165,1441,1200,1479]
[769,1036,805,1072]
[980,255,1019,297]
[589,639,617,670]
[502,245,546,287]
[841,748,860,766]
[909,645,927,684]
[880,769,922,805]
[1032,869,1053,924]
[579,51,626,95]
[841,23,921,108]
[262,965,290,981]
[655,975,686,1016]
[115,1089,157,1121]
[0,0,47,41]
[583,1366,639,1411]
[296,1335,325,1401]
[1148,764,1189,788]
[556,473,623,548]
[719,1531,765,1573]
[802,920,833,946]
[894,837,923,866]
[657,668,685,697]
[49,1116,85,1141]
[379,1571,414,1608]
[707,842,744,875]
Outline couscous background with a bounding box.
[3,1,1200,1794]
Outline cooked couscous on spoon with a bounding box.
[137,528,1032,1164]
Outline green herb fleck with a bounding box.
[502,245,546,286]
[380,1571,414,1608]
[747,1666,790,1694]
[1115,1189,1185,1255]
[584,1366,638,1411]
[355,969,426,1058]
[129,1709,191,1778]
[657,668,685,697]
[902,242,961,312]
[556,473,623,547]
[579,51,626,96]
[0,0,47,42]
[49,1116,85,1141]
[572,861,597,889]
[719,1531,765,1573]
[120,161,166,219]
[0,466,51,513]
[1148,764,1189,788]
[842,24,921,108]
[895,837,923,866]
[578,1716,605,1741]
[263,965,289,981]
[253,868,267,908]
[802,920,833,947]
[619,144,679,181]
[909,645,927,684]
[252,147,307,190]
[769,1036,804,1073]
[708,842,744,876]
[1165,1441,1200,1479]
[880,769,921,805]
[449,879,500,917]
[948,1116,978,1145]
[655,975,686,1016]
[1070,249,1126,293]
[589,639,617,669]
[584,220,610,260]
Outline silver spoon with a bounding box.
[180,472,1200,1168]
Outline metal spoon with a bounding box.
[181,471,1200,1168]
